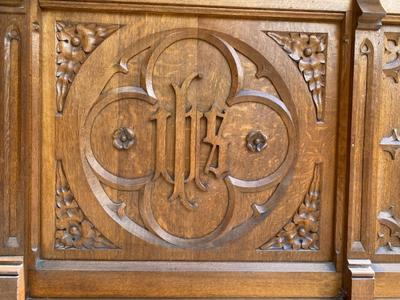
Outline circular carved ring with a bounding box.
[78,28,299,249]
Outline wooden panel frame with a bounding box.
[29,261,341,298]
[24,0,353,298]
[13,0,400,299]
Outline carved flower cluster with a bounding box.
[260,164,321,251]
[56,22,119,112]
[267,32,327,122]
[55,162,115,249]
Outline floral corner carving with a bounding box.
[259,163,322,251]
[266,32,327,122]
[56,21,120,113]
[55,161,117,250]
[378,206,400,252]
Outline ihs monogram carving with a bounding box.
[259,163,321,251]
[65,28,300,249]
[383,33,400,82]
[56,21,120,113]
[266,32,327,122]
[152,73,230,209]
[55,161,116,250]
[378,206,400,252]
[380,128,400,160]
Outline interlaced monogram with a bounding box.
[152,72,228,209]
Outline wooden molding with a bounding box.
[348,259,375,300]
[0,256,24,300]
[356,0,387,30]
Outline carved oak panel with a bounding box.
[375,28,400,257]
[41,13,340,261]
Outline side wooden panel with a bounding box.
[0,11,26,256]
[374,22,400,258]
[348,26,384,258]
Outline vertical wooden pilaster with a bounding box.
[0,1,26,299]
[347,0,386,298]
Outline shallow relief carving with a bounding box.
[383,33,400,82]
[266,32,327,123]
[378,206,400,253]
[55,22,120,113]
[56,25,325,251]
[259,163,322,251]
[55,161,116,250]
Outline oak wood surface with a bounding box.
[4,0,400,299]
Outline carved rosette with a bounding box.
[383,33,400,82]
[259,163,321,251]
[266,32,327,122]
[56,21,120,113]
[55,161,116,249]
[378,207,400,252]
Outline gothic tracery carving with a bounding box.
[383,33,400,82]
[378,207,400,252]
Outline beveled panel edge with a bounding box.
[27,298,340,300]
[38,0,346,21]
[36,259,337,273]
[29,269,342,298]
[39,0,352,12]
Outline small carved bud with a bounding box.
[71,36,81,47]
[303,47,313,57]
[246,130,268,152]
[113,127,135,150]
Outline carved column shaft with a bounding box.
[347,1,386,299]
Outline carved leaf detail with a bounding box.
[56,22,120,113]
[266,32,327,122]
[259,163,322,251]
[55,161,117,249]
